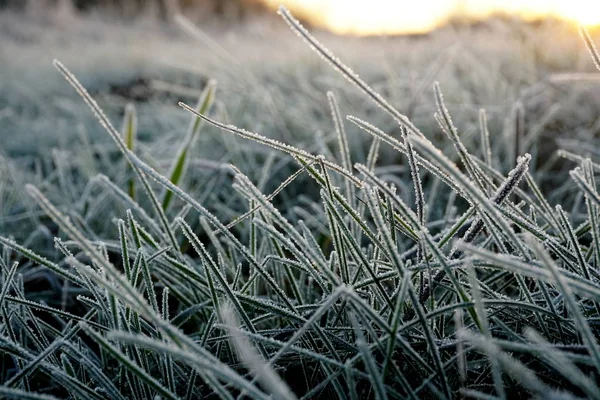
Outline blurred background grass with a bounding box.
[1,0,600,242]
[0,0,269,21]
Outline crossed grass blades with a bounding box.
[2,5,600,399]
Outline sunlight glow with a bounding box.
[262,0,600,35]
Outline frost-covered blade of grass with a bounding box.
[178,102,362,186]
[581,26,600,72]
[220,303,298,400]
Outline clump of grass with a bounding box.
[2,7,600,400]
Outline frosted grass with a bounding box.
[1,7,600,400]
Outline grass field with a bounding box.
[2,5,600,399]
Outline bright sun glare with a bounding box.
[262,0,600,35]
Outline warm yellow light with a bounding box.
[463,0,600,27]
[262,0,600,35]
[553,0,600,27]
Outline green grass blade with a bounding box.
[122,103,137,200]
[162,80,216,211]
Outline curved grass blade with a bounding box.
[277,6,424,138]
[458,330,550,396]
[570,167,600,206]
[0,236,83,286]
[178,102,361,187]
[221,303,298,400]
[53,60,180,258]
[109,330,270,399]
[525,328,600,399]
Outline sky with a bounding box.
[262,0,600,35]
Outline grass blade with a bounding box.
[162,80,216,211]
